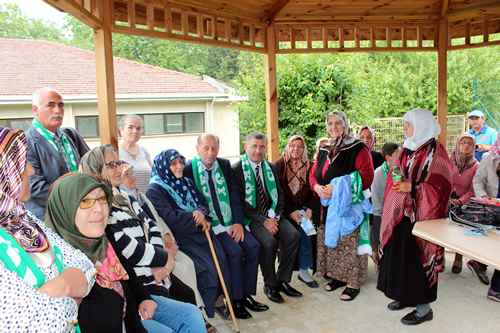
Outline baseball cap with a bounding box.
[468,110,484,118]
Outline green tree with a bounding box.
[0,3,65,42]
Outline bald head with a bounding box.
[196,134,220,168]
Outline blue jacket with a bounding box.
[321,174,372,248]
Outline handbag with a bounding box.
[449,197,500,228]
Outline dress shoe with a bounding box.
[401,309,433,325]
[387,301,416,311]
[241,295,269,312]
[263,285,284,303]
[232,301,252,319]
[298,274,319,288]
[279,281,302,297]
[214,305,230,320]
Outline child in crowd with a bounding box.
[370,142,400,253]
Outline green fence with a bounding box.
[474,78,499,130]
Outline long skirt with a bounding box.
[377,217,437,304]
[316,223,368,289]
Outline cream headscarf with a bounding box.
[401,109,441,151]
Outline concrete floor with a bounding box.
[209,252,498,333]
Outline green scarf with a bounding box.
[350,171,371,254]
[381,161,389,176]
[241,153,278,226]
[45,173,113,264]
[0,226,64,288]
[32,118,78,172]
[191,155,233,228]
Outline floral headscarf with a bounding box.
[149,149,200,212]
[0,127,49,253]
[282,135,309,195]
[357,126,376,151]
[451,133,477,173]
[322,110,362,164]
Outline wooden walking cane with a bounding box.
[203,227,240,333]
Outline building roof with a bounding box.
[0,38,224,98]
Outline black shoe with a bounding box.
[298,274,319,288]
[232,301,252,319]
[214,305,230,320]
[279,281,302,297]
[401,309,433,325]
[388,301,416,311]
[467,260,490,285]
[241,295,269,312]
[264,285,284,303]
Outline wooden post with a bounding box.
[437,19,448,149]
[94,0,118,152]
[265,22,279,162]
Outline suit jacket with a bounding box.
[25,125,82,220]
[184,157,244,226]
[232,160,285,225]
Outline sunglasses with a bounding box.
[105,160,123,169]
[79,195,110,209]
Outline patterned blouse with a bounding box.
[119,144,152,193]
[0,212,95,332]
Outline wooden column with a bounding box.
[265,22,279,162]
[94,0,118,152]
[437,19,448,148]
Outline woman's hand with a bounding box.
[151,267,169,284]
[163,233,178,258]
[289,211,301,224]
[450,198,462,206]
[392,181,412,193]
[305,208,313,220]
[314,184,333,199]
[139,300,157,320]
[192,210,205,225]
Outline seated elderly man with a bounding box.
[184,134,268,319]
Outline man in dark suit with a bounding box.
[232,132,302,304]
[184,133,268,319]
[25,88,82,221]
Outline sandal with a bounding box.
[340,287,360,301]
[324,279,347,292]
[205,320,217,333]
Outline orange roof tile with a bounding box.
[0,39,222,98]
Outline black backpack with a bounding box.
[449,197,500,229]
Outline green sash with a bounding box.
[381,161,389,176]
[32,118,78,172]
[191,155,233,229]
[241,153,278,226]
[350,171,371,254]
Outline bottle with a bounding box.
[392,166,402,182]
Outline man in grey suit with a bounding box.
[25,88,82,221]
[232,131,302,304]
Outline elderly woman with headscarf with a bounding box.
[275,135,318,288]
[0,127,94,332]
[309,111,374,301]
[78,145,205,332]
[146,149,231,320]
[448,133,479,274]
[120,163,204,308]
[357,126,384,170]
[377,109,452,326]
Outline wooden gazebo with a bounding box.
[43,0,500,160]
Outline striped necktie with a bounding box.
[255,165,267,214]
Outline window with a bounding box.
[0,118,32,132]
[76,112,205,138]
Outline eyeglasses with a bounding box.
[122,170,135,178]
[79,195,110,209]
[290,144,304,149]
[105,160,123,169]
[459,141,474,146]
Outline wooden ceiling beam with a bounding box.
[263,0,294,24]
[440,0,450,19]
[44,0,102,29]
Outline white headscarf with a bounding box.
[402,109,441,151]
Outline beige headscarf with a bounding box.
[451,133,477,173]
[282,135,309,195]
